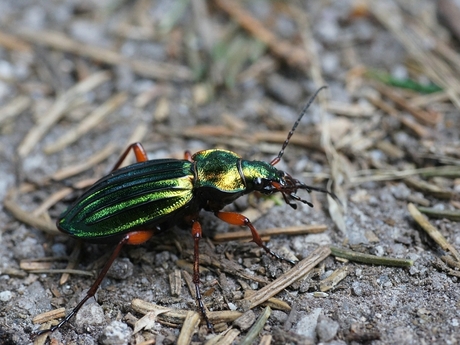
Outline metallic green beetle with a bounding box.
[36,87,336,335]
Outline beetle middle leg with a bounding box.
[184,150,193,162]
[215,211,297,265]
[34,230,154,336]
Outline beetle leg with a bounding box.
[215,211,297,265]
[111,142,149,172]
[191,220,212,329]
[34,230,154,336]
[184,150,193,162]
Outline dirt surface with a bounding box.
[1,1,460,345]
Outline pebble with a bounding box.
[316,314,339,342]
[99,321,132,345]
[294,308,322,339]
[0,290,12,302]
[75,303,105,331]
[107,257,134,280]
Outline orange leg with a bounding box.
[111,142,149,172]
[184,150,193,162]
[35,230,154,335]
[215,211,297,265]
[191,220,212,329]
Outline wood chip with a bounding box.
[319,266,349,292]
[134,310,170,334]
[169,269,182,297]
[205,328,240,345]
[177,311,201,345]
[131,299,242,326]
[243,290,291,312]
[32,308,66,324]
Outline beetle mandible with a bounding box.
[35,86,336,335]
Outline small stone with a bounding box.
[107,257,134,280]
[316,315,339,342]
[99,321,132,345]
[352,282,362,296]
[75,303,105,331]
[271,310,288,323]
[0,290,12,302]
[294,308,322,339]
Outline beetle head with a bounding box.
[251,168,337,209]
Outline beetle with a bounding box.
[35,86,337,335]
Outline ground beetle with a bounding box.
[35,86,337,335]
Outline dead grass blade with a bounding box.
[408,203,460,261]
[3,197,59,235]
[240,246,331,311]
[215,0,309,71]
[15,29,193,81]
[18,71,111,158]
[44,92,128,154]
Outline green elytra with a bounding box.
[37,86,335,335]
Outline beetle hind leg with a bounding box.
[191,220,213,329]
[34,230,154,336]
[215,211,297,265]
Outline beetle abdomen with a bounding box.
[58,159,195,239]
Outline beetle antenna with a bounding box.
[270,86,327,166]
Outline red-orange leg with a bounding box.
[215,211,297,265]
[184,150,193,162]
[191,220,212,329]
[111,142,149,172]
[34,230,154,336]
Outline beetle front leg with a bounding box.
[34,230,154,336]
[191,220,212,329]
[215,211,297,265]
[111,142,149,172]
